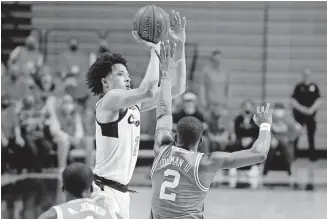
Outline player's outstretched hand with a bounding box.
[253,103,273,126]
[132,30,161,52]
[157,40,177,77]
[168,10,186,44]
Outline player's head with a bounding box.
[86,52,130,96]
[182,92,197,114]
[62,163,94,200]
[176,116,204,151]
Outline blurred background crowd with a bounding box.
[1,1,326,190]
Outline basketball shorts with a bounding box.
[92,182,130,219]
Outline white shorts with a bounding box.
[92,182,130,219]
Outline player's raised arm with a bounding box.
[99,81,157,111]
[200,103,273,171]
[139,11,187,112]
[153,41,176,157]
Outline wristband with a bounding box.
[260,123,271,132]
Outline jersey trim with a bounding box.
[194,153,210,191]
[52,206,63,219]
[150,145,170,178]
[96,108,128,126]
[135,105,140,112]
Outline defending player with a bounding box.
[150,41,273,218]
[85,10,187,219]
[38,163,119,219]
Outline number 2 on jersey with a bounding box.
[159,169,180,201]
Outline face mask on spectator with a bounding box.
[69,43,78,52]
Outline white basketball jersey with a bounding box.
[93,102,141,185]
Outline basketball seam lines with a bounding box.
[151,5,155,43]
[157,7,167,41]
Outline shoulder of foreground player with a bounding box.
[37,208,57,219]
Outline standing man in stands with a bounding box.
[291,67,322,190]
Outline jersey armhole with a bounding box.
[194,153,210,192]
[150,145,170,178]
[52,206,63,219]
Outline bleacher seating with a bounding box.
[31,2,327,151]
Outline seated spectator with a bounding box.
[207,102,231,153]
[173,92,209,154]
[173,92,206,128]
[18,95,52,172]
[1,94,25,173]
[263,103,302,176]
[1,60,31,106]
[232,99,259,176]
[57,37,89,83]
[48,94,84,169]
[7,35,43,77]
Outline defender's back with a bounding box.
[151,145,209,219]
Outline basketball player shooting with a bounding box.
[38,163,120,219]
[85,9,187,219]
[150,41,273,218]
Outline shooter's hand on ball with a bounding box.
[168,10,186,44]
[158,40,177,77]
[132,30,161,52]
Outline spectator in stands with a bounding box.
[173,92,209,153]
[207,102,231,153]
[7,35,43,77]
[1,60,31,108]
[263,103,302,177]
[1,94,25,173]
[49,94,84,169]
[89,38,111,66]
[291,68,322,190]
[173,92,206,129]
[58,37,89,83]
[18,94,52,172]
[197,49,230,113]
[232,99,259,177]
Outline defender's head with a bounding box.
[176,116,204,151]
[86,52,130,96]
[62,163,94,200]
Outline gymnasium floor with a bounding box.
[2,159,327,219]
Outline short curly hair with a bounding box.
[177,116,204,148]
[86,52,128,95]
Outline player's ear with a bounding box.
[101,78,109,89]
[199,137,203,145]
[174,133,178,143]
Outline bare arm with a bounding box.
[291,98,310,114]
[98,83,157,111]
[309,98,322,114]
[153,42,175,157]
[141,44,186,112]
[38,208,57,219]
[141,13,187,112]
[200,103,273,172]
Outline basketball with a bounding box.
[133,5,169,44]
